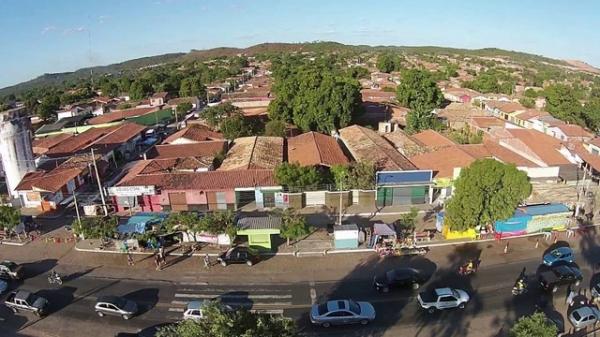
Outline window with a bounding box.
[440,296,456,302]
[328,311,352,317]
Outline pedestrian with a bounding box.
[127,250,135,266]
[567,290,576,307]
[154,254,161,270]
[159,246,165,260]
[203,254,210,269]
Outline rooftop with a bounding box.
[555,124,593,138]
[32,133,74,155]
[411,130,456,149]
[505,128,571,165]
[287,132,349,167]
[469,116,505,130]
[485,100,526,113]
[148,141,227,160]
[87,106,160,125]
[163,124,224,144]
[338,125,416,171]
[219,136,283,171]
[409,146,476,178]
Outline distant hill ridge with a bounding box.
[2,41,596,96]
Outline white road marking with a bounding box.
[174,293,292,299]
[178,281,209,286]
[168,308,184,312]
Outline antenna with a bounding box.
[88,15,93,87]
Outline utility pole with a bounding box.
[338,180,343,226]
[73,191,81,225]
[91,148,108,216]
[173,107,179,130]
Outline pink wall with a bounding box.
[186,191,208,204]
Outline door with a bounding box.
[263,192,275,208]
[438,296,458,309]
[215,192,227,210]
[169,193,188,211]
[392,187,411,205]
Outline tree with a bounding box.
[405,109,442,134]
[330,162,375,190]
[268,60,361,133]
[129,79,153,100]
[396,69,443,112]
[0,206,21,236]
[509,312,557,337]
[346,66,370,79]
[220,113,253,140]
[176,102,193,116]
[36,94,60,120]
[396,207,418,236]
[519,97,535,108]
[100,81,120,97]
[584,98,600,131]
[195,211,237,240]
[543,84,583,124]
[179,76,206,98]
[376,54,396,73]
[523,88,538,98]
[156,301,297,337]
[203,102,240,128]
[275,163,322,190]
[445,159,531,231]
[71,216,119,240]
[278,209,311,246]
[448,127,483,145]
[264,119,287,137]
[164,212,199,233]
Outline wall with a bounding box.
[518,166,560,179]
[0,108,35,198]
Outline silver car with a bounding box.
[94,295,138,320]
[569,306,600,330]
[310,299,376,328]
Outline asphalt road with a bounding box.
[2,250,599,337]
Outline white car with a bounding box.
[310,299,376,328]
[417,288,470,313]
[569,306,600,330]
[183,300,235,320]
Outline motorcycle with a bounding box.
[47,272,63,285]
[458,261,479,276]
[512,276,528,296]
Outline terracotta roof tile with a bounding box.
[219,136,283,171]
[556,124,593,138]
[147,141,227,159]
[409,146,476,178]
[485,100,526,113]
[411,130,456,149]
[14,167,83,193]
[32,133,74,155]
[287,132,349,167]
[163,125,224,144]
[339,125,416,171]
[506,129,570,165]
[44,126,119,157]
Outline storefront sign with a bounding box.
[107,185,156,196]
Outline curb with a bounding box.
[0,241,28,247]
[416,232,549,248]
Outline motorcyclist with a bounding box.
[515,277,526,290]
[464,260,475,273]
[48,270,61,283]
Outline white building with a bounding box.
[0,107,35,199]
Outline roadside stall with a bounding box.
[369,222,398,255]
[236,216,282,250]
[333,224,359,249]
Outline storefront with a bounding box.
[236,216,282,250]
[376,170,433,206]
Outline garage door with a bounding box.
[236,191,256,208]
[169,193,188,211]
[392,187,411,205]
[304,191,326,206]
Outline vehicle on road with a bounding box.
[4,290,48,316]
[217,247,260,267]
[0,261,24,280]
[539,264,582,292]
[373,268,426,293]
[568,305,600,330]
[543,247,574,266]
[512,275,528,296]
[95,296,138,320]
[417,288,470,313]
[183,300,235,320]
[0,280,7,294]
[310,299,376,327]
[592,280,600,300]
[47,271,62,285]
[458,260,479,276]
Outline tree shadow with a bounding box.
[35,286,77,315]
[123,288,160,316]
[20,259,58,279]
[578,226,600,270]
[0,304,29,336]
[62,267,100,283]
[216,291,254,311]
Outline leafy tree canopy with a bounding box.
[509,312,558,337]
[543,84,584,125]
[203,102,255,139]
[0,206,21,233]
[268,57,362,133]
[396,69,443,112]
[156,301,297,337]
[71,216,119,240]
[330,162,376,190]
[445,159,531,231]
[275,162,323,190]
[519,97,535,108]
[376,53,401,73]
[277,208,311,245]
[264,119,287,137]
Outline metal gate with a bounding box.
[304,191,326,206]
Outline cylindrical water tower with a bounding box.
[0,106,35,199]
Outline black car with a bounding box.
[373,268,426,293]
[539,264,583,292]
[0,261,24,280]
[217,247,260,267]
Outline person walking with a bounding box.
[203,254,210,270]
[158,246,166,267]
[154,254,161,270]
[126,247,135,266]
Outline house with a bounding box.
[144,141,228,171]
[109,160,280,212]
[435,102,486,130]
[218,136,283,171]
[166,96,201,111]
[338,125,433,206]
[150,92,170,106]
[87,106,160,125]
[35,115,90,136]
[163,124,224,144]
[55,105,92,121]
[484,100,526,122]
[547,124,593,142]
[287,132,348,168]
[410,130,456,150]
[236,216,282,250]
[361,89,396,104]
[32,133,73,156]
[468,116,506,134]
[15,154,107,211]
[378,105,410,133]
[442,87,483,104]
[586,137,600,155]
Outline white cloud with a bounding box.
[41,26,57,35]
[63,26,87,35]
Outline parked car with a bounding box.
[183,300,235,320]
[417,288,470,313]
[0,280,7,294]
[373,268,426,293]
[310,299,376,328]
[569,306,600,330]
[217,247,260,267]
[591,279,600,299]
[539,264,582,292]
[0,261,24,280]
[543,247,574,266]
[4,290,48,316]
[94,296,138,320]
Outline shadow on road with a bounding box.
[36,286,77,315]
[21,259,58,279]
[123,288,159,315]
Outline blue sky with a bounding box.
[1,0,599,89]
